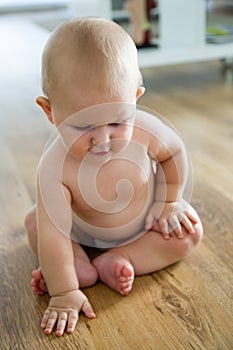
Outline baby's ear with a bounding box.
[136,86,145,100]
[36,96,54,124]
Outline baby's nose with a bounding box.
[91,125,110,145]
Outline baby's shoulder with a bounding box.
[135,110,166,130]
[133,111,165,142]
[37,137,67,177]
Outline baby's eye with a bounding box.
[109,122,123,127]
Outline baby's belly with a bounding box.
[72,172,154,247]
[71,142,156,247]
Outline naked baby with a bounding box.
[25,17,203,337]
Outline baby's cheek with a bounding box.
[111,138,130,153]
[69,140,88,159]
[59,127,88,157]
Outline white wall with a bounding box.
[0,0,68,12]
[70,0,112,19]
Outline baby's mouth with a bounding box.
[90,145,111,155]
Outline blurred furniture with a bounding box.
[137,0,233,67]
[70,0,233,67]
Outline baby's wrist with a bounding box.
[48,289,88,311]
[51,288,80,298]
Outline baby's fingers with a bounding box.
[41,309,58,335]
[41,309,50,329]
[55,312,68,337]
[67,311,79,334]
[159,218,170,240]
[66,299,96,334]
[184,210,198,225]
[145,212,155,231]
[82,299,96,319]
[169,216,183,239]
[181,214,196,235]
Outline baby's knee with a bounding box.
[182,205,203,255]
[24,205,37,232]
[24,206,38,255]
[178,221,203,259]
[192,220,204,247]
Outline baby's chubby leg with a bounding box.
[121,204,203,276]
[93,204,203,292]
[24,206,98,294]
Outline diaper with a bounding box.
[71,211,148,249]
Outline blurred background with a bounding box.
[0,0,233,67]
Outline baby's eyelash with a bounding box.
[70,122,127,130]
[109,122,123,127]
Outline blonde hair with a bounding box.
[41,17,142,100]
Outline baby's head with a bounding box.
[37,18,145,159]
[39,17,144,124]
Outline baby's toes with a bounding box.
[122,265,134,278]
[32,268,43,280]
[31,279,43,295]
[120,281,131,290]
[31,277,37,287]
[120,284,132,296]
[39,278,48,293]
[119,276,134,296]
[119,275,128,283]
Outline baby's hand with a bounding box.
[41,289,96,336]
[145,201,198,240]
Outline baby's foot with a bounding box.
[72,243,98,288]
[31,268,47,295]
[31,258,98,296]
[93,252,134,296]
[74,257,98,288]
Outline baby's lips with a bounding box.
[90,145,110,154]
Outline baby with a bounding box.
[25,17,203,337]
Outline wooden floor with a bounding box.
[0,16,233,350]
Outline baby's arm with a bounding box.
[37,172,95,336]
[144,118,197,239]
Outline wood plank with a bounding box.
[0,141,42,349]
[82,265,233,350]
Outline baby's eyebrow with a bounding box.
[64,118,93,127]
[65,116,116,127]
